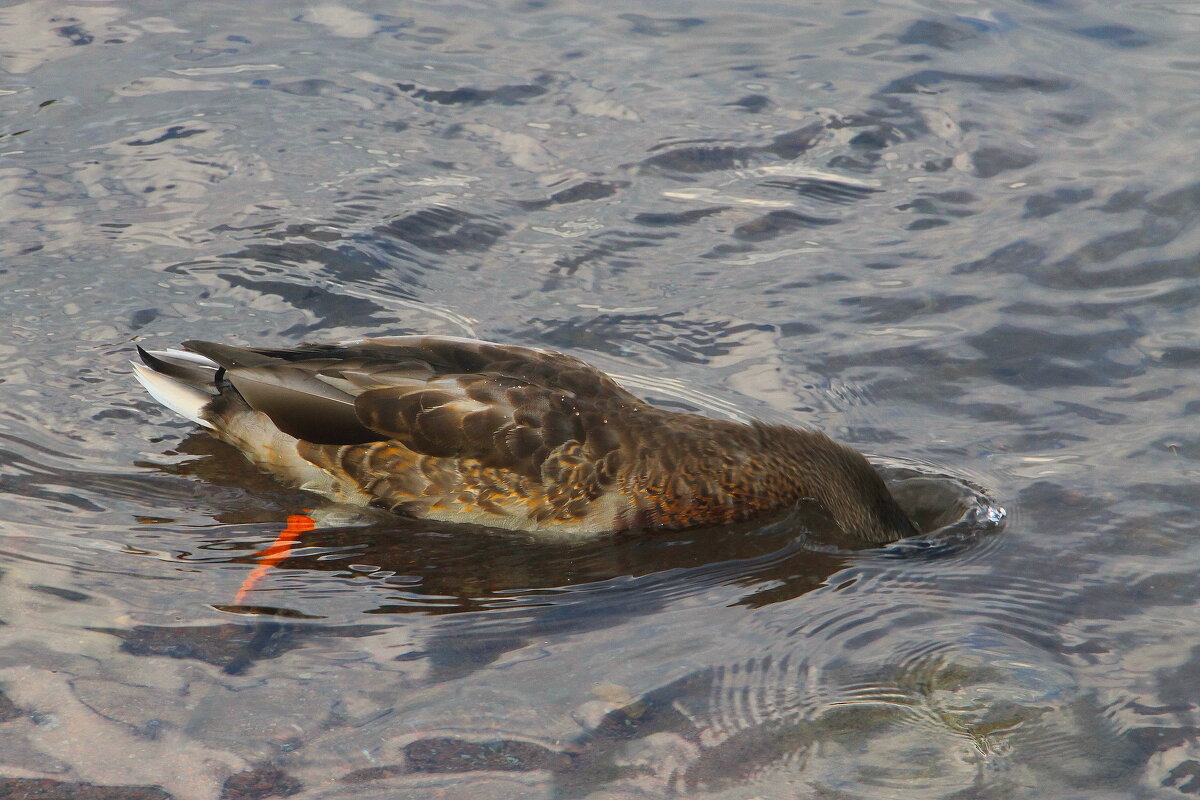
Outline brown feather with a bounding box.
[135,335,917,541]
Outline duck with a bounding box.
[133,335,916,542]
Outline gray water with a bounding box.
[1,0,1199,797]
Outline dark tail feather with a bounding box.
[137,345,220,388]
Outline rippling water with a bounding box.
[2,0,1198,797]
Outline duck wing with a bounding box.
[182,336,638,477]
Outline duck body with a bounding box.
[133,336,916,542]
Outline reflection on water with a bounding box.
[1,0,1199,797]
[550,630,1132,799]
[128,432,1003,681]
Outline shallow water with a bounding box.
[1,0,1199,797]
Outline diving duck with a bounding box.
[133,336,916,542]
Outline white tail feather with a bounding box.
[131,362,215,429]
[160,348,218,367]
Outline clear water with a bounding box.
[1,0,1198,797]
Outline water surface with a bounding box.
[1,0,1199,797]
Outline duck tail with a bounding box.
[131,345,218,429]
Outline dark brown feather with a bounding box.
[138,336,916,541]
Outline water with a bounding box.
[1,0,1198,797]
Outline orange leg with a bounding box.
[232,512,315,607]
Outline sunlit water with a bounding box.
[1,0,1199,798]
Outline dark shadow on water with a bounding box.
[202,509,852,679]
[122,433,1004,678]
[88,618,386,676]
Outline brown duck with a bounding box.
[133,336,916,542]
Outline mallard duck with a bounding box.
[133,336,916,542]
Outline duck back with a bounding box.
[134,336,915,542]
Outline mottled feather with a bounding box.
[135,336,916,541]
